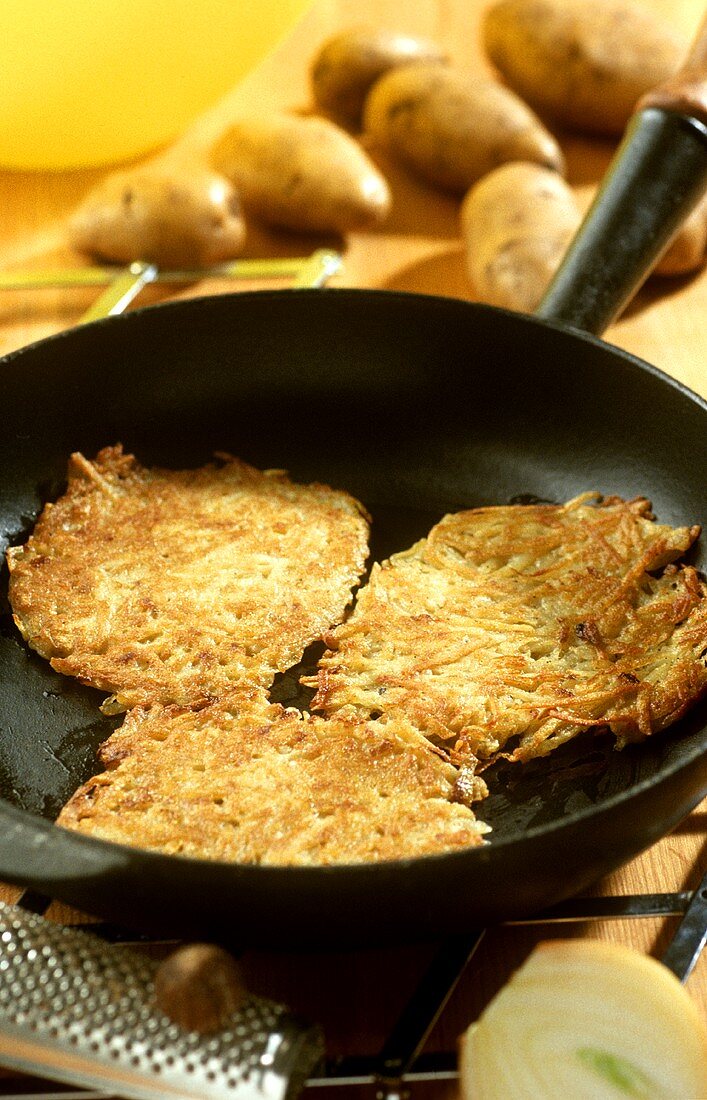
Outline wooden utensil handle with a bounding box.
[639,12,707,125]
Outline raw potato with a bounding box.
[459,939,707,1099]
[363,63,564,193]
[310,28,448,129]
[68,164,246,268]
[654,191,707,277]
[461,162,581,312]
[210,113,391,234]
[483,0,687,137]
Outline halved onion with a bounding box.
[459,940,707,1099]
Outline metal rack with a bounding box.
[0,249,342,332]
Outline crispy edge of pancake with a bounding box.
[56,691,489,865]
[307,494,707,763]
[7,445,370,710]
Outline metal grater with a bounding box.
[0,902,324,1100]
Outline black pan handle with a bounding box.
[536,12,707,337]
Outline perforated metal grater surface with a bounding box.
[0,902,324,1100]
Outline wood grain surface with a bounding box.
[0,0,706,1093]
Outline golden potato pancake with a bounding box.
[56,692,488,864]
[7,446,369,711]
[309,494,707,763]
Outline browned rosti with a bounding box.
[308,494,707,764]
[56,692,489,864]
[7,446,369,712]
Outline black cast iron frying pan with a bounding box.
[0,38,707,950]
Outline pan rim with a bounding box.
[1,285,706,419]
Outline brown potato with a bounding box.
[363,63,564,193]
[654,192,707,277]
[461,161,581,313]
[68,164,246,268]
[483,0,686,137]
[310,27,447,129]
[210,113,390,234]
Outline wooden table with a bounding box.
[0,0,706,1095]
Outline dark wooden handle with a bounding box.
[638,11,707,126]
[154,942,246,1034]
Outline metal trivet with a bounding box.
[2,873,705,1100]
[0,249,343,324]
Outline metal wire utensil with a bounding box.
[0,249,343,325]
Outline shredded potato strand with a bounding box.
[309,496,707,764]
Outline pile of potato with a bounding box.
[308,0,704,311]
[69,0,706,313]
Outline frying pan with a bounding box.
[1,29,707,950]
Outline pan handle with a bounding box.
[535,13,707,336]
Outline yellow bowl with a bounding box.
[1,0,312,171]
